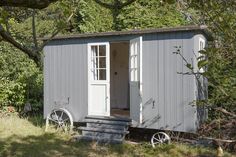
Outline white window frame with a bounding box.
[198,37,206,73]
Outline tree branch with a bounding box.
[32,9,38,49]
[38,11,75,51]
[121,0,136,8]
[0,0,58,9]
[94,0,114,9]
[0,24,40,64]
[214,107,236,118]
[94,0,136,9]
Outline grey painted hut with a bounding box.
[43,25,211,135]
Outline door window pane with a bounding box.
[90,44,107,81]
[99,45,106,56]
[91,46,98,58]
[130,42,139,82]
[99,69,106,80]
[92,69,98,80]
[99,57,106,68]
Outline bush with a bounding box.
[0,42,43,112]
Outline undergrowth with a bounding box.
[0,114,235,157]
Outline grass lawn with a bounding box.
[0,114,235,157]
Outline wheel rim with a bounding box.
[46,108,73,132]
[151,132,170,148]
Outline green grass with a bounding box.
[0,114,235,157]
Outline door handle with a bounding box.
[152,100,155,109]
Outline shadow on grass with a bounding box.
[25,114,45,128]
[0,133,127,157]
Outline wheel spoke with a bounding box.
[153,137,159,141]
[53,111,59,121]
[153,138,161,143]
[62,117,69,123]
[48,117,58,123]
[153,141,161,144]
[60,111,64,119]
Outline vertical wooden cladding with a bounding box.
[142,32,197,132]
[43,30,204,132]
[44,40,88,121]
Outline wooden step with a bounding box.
[79,127,129,134]
[87,122,128,130]
[77,115,130,144]
[83,119,130,126]
[86,115,131,122]
[82,130,124,140]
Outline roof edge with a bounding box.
[40,25,213,41]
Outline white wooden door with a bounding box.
[88,43,110,116]
[130,37,142,124]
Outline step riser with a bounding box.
[78,116,130,143]
[86,116,131,122]
[84,119,130,126]
[82,131,124,139]
[87,123,127,130]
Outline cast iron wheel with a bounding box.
[151,132,171,148]
[45,108,73,132]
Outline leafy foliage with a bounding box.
[0,39,43,111]
[116,0,188,30]
[76,0,113,33]
[7,0,234,118]
[180,0,236,118]
[0,1,80,112]
[76,0,189,33]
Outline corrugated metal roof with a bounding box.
[42,25,213,41]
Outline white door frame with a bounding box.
[129,36,143,124]
[88,42,110,116]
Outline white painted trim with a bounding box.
[129,36,143,124]
[199,37,205,51]
[198,37,206,73]
[87,42,110,116]
[139,36,143,124]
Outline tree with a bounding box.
[178,0,236,118]
[0,0,137,65]
[0,1,78,66]
[77,0,188,33]
[94,0,136,30]
[0,0,58,9]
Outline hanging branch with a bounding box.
[0,8,76,66]
[0,24,40,64]
[32,9,38,49]
[94,0,114,9]
[0,0,58,9]
[38,10,75,51]
[174,47,236,118]
[94,0,136,9]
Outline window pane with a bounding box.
[92,57,98,69]
[99,69,106,80]
[92,69,98,80]
[91,46,98,57]
[131,69,134,81]
[131,56,134,69]
[99,45,106,56]
[99,57,106,68]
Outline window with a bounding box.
[91,45,107,80]
[198,37,206,72]
[130,42,139,81]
